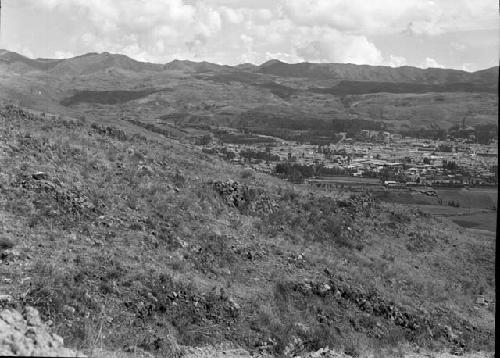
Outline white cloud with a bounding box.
[451,42,467,51]
[27,0,223,62]
[264,51,304,64]
[220,7,245,24]
[54,51,75,59]
[5,0,499,68]
[387,55,407,67]
[461,63,475,72]
[423,57,445,68]
[293,28,383,65]
[282,0,498,36]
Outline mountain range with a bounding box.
[0,49,498,132]
[2,49,497,83]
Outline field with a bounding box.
[449,213,497,232]
[436,189,497,210]
[377,189,497,233]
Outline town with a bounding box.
[197,127,498,191]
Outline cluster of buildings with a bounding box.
[198,130,498,188]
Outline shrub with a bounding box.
[172,173,186,188]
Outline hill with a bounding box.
[0,49,64,73]
[257,59,498,84]
[0,50,497,134]
[0,104,495,357]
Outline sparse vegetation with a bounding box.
[0,104,495,357]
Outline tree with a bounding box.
[443,160,458,171]
[195,134,212,146]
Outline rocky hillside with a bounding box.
[0,104,495,357]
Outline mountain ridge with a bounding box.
[1,49,497,83]
[0,49,497,132]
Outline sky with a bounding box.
[1,0,498,71]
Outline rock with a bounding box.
[0,295,13,304]
[319,283,331,295]
[228,297,240,311]
[0,308,23,324]
[32,172,49,180]
[219,288,228,301]
[283,336,304,357]
[0,306,85,356]
[476,295,487,306]
[0,237,14,251]
[24,306,42,326]
[444,325,458,340]
[294,322,310,335]
[62,305,76,315]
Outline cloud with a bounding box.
[27,0,223,62]
[4,0,499,68]
[282,0,498,36]
[423,57,445,68]
[387,55,407,67]
[451,41,467,51]
[461,63,475,72]
[294,30,383,65]
[54,51,75,59]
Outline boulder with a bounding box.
[0,306,85,357]
[32,172,49,180]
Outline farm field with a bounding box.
[449,213,497,232]
[378,189,497,232]
[436,188,497,210]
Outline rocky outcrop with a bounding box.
[290,278,492,352]
[12,172,102,218]
[90,123,128,141]
[211,180,278,214]
[0,306,84,357]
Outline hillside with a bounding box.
[0,104,495,357]
[257,59,498,84]
[0,51,497,134]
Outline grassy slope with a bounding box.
[0,105,495,357]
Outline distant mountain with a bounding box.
[0,49,497,132]
[0,50,63,72]
[164,59,227,73]
[49,52,164,75]
[234,63,258,71]
[257,59,499,85]
[1,49,497,86]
